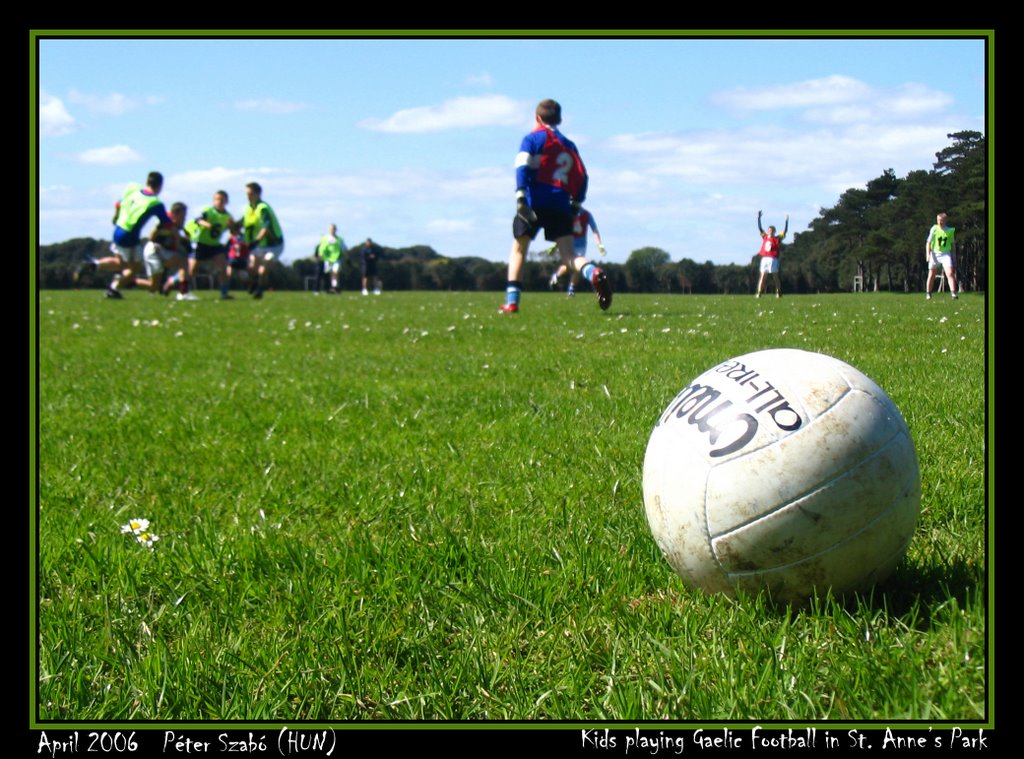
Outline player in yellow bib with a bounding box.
[313,224,346,294]
[188,190,236,300]
[73,172,171,298]
[241,182,284,299]
[925,212,958,300]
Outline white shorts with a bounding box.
[929,252,954,271]
[323,260,341,274]
[759,256,780,274]
[143,242,167,277]
[110,242,142,264]
[251,243,284,263]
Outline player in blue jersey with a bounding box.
[499,99,611,313]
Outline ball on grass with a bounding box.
[642,349,920,604]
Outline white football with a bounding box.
[642,349,920,604]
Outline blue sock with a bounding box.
[506,282,521,306]
[580,262,597,281]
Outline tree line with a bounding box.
[38,132,985,295]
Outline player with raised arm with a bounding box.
[755,210,788,299]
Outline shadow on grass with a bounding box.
[791,554,985,627]
[725,553,985,627]
[868,554,985,626]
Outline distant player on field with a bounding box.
[925,212,959,300]
[500,98,610,313]
[755,209,788,298]
[314,224,346,294]
[360,238,381,295]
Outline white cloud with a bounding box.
[591,169,662,197]
[359,94,527,133]
[803,105,872,125]
[465,72,495,87]
[170,167,254,195]
[712,76,957,131]
[68,88,147,115]
[805,83,954,125]
[40,91,76,137]
[233,99,307,115]
[604,120,956,193]
[436,167,506,199]
[712,75,872,111]
[879,82,954,117]
[74,145,143,165]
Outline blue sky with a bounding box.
[36,34,988,266]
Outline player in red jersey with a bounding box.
[500,99,610,313]
[756,210,788,298]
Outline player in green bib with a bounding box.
[313,224,346,293]
[925,212,959,300]
[241,182,284,299]
[73,172,171,298]
[189,190,236,300]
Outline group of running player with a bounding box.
[75,173,284,301]
[76,102,962,307]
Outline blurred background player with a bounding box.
[160,210,197,299]
[501,99,610,313]
[548,206,606,297]
[75,171,172,298]
[137,202,196,299]
[187,190,235,300]
[360,238,381,295]
[224,232,250,296]
[925,212,959,300]
[241,182,284,299]
[756,209,788,298]
[314,224,346,294]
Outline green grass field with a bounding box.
[35,289,988,723]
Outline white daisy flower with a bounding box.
[120,518,150,534]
